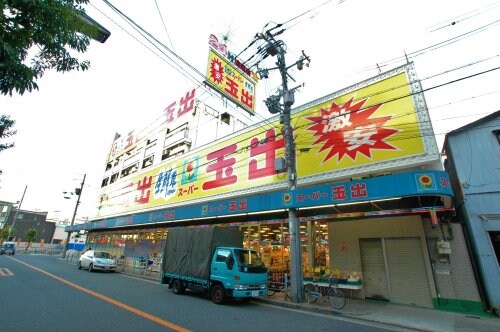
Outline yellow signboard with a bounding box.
[96,64,432,217]
[205,48,256,115]
[295,70,425,178]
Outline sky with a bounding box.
[1,0,499,222]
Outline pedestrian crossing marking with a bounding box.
[0,268,14,276]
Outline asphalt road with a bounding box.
[0,254,398,332]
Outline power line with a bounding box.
[95,64,500,202]
[154,0,175,51]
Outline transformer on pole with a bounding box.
[255,27,310,303]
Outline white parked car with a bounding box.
[78,250,117,272]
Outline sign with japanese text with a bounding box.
[205,48,256,115]
[293,65,431,183]
[107,89,197,162]
[80,170,453,230]
[96,63,438,217]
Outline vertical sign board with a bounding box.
[96,63,439,217]
[205,47,257,115]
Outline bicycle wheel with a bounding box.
[327,287,346,309]
[304,283,318,303]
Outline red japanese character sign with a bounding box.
[306,97,399,163]
[202,144,238,190]
[249,129,285,180]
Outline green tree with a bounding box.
[1,226,15,241]
[25,228,37,244]
[0,115,16,152]
[0,227,9,242]
[1,0,99,96]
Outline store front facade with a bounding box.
[68,63,484,314]
[68,170,479,311]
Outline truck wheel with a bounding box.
[211,284,226,304]
[172,279,185,295]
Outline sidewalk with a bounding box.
[66,256,499,332]
[254,292,500,332]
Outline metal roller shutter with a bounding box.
[360,239,390,300]
[385,238,433,308]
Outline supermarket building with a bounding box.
[67,63,484,314]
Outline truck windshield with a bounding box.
[234,249,267,272]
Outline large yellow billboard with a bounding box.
[295,69,426,181]
[96,63,436,217]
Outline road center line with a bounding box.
[10,257,190,332]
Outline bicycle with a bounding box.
[267,272,292,300]
[304,275,346,309]
[139,257,154,275]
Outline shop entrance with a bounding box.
[240,222,290,273]
[360,237,433,308]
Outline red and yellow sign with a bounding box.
[295,70,425,178]
[96,64,433,217]
[205,48,256,115]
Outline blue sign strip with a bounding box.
[67,170,453,232]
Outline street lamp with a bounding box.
[62,174,86,259]
[8,185,27,241]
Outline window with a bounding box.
[101,177,109,187]
[142,155,154,169]
[120,163,139,178]
[105,162,112,171]
[221,112,230,125]
[161,144,187,161]
[216,249,231,262]
[164,123,189,148]
[110,173,119,184]
[489,232,500,267]
[494,130,500,145]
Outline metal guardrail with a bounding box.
[15,248,64,256]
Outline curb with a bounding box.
[254,297,432,332]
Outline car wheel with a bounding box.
[88,263,94,272]
[211,284,226,304]
[78,261,82,270]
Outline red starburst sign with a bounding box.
[306,97,399,163]
[209,57,224,84]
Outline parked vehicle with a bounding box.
[78,250,117,272]
[0,242,16,255]
[161,226,268,304]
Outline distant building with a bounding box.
[443,110,500,316]
[0,201,15,230]
[52,223,86,250]
[2,205,55,244]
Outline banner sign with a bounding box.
[96,63,439,218]
[205,47,256,115]
[73,171,452,231]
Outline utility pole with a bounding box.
[8,185,27,241]
[256,27,310,303]
[62,174,86,259]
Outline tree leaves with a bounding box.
[0,114,16,152]
[0,0,94,96]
